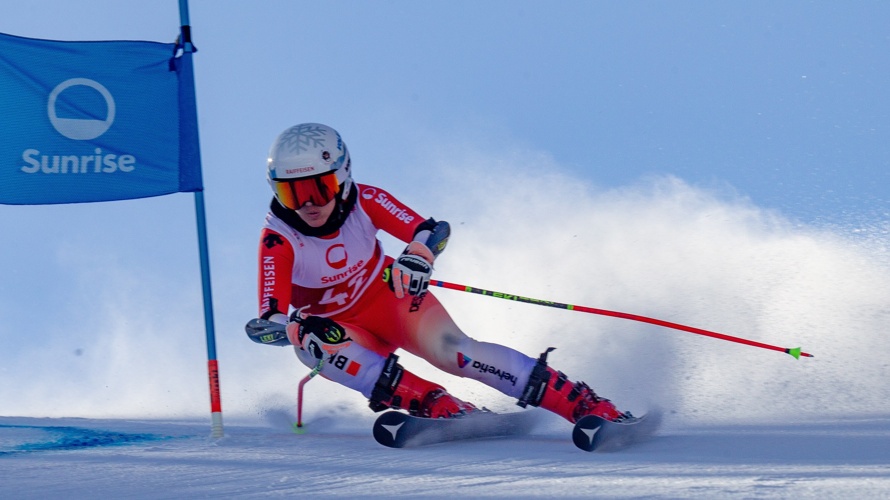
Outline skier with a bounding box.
[255,123,630,423]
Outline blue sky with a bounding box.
[7,1,887,217]
[2,2,889,419]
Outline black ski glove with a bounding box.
[289,310,350,360]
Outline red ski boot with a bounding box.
[369,354,476,418]
[517,348,630,423]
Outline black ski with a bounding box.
[373,410,539,448]
[572,412,660,452]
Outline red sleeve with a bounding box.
[257,228,295,318]
[356,184,425,243]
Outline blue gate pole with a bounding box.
[179,0,223,438]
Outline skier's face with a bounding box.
[295,197,336,227]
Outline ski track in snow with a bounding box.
[2,415,889,498]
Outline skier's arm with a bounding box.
[357,184,450,297]
[357,184,426,243]
[257,228,295,324]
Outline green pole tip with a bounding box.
[787,347,802,360]
[293,423,307,434]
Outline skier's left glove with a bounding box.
[286,307,350,360]
[391,241,435,299]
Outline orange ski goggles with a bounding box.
[272,172,341,210]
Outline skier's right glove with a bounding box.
[286,308,351,360]
[390,219,450,299]
[391,242,434,299]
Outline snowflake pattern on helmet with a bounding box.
[277,123,329,155]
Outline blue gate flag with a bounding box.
[0,32,203,205]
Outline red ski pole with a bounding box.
[429,280,813,359]
[294,358,324,434]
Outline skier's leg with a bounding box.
[290,326,386,399]
[339,280,627,422]
[353,289,629,423]
[347,287,538,398]
[366,352,476,418]
[516,348,629,423]
[421,330,629,423]
[291,317,474,418]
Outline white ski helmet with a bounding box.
[266,123,352,209]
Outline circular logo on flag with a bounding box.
[47,78,116,140]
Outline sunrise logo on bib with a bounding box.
[325,244,347,270]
